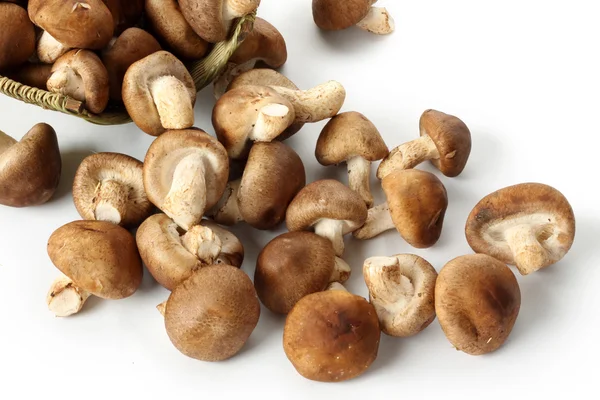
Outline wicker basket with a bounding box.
[0,13,256,126]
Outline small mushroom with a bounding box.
[6,62,53,90]
[162,264,260,361]
[286,179,368,256]
[316,111,388,208]
[122,51,196,136]
[283,282,380,382]
[465,183,576,275]
[435,254,521,355]
[363,254,437,337]
[0,123,61,207]
[255,231,351,314]
[0,3,36,71]
[353,169,448,248]
[36,31,71,64]
[143,129,229,231]
[377,109,472,179]
[312,0,395,35]
[72,152,153,227]
[47,50,110,114]
[46,220,143,317]
[102,0,144,34]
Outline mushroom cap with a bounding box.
[47,220,143,299]
[122,50,196,136]
[229,17,287,68]
[465,183,576,271]
[316,111,388,165]
[255,232,335,314]
[0,123,61,207]
[312,0,371,31]
[72,152,154,228]
[238,141,306,230]
[435,254,521,355]
[145,0,209,60]
[28,0,114,50]
[6,63,53,90]
[419,109,472,177]
[164,264,261,361]
[200,220,244,267]
[286,179,368,234]
[382,169,448,248]
[0,3,36,71]
[102,0,144,34]
[283,289,381,382]
[102,27,162,102]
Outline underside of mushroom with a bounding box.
[355,5,395,35]
[46,275,91,317]
[206,179,244,226]
[352,202,394,239]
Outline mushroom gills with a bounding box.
[37,31,71,64]
[347,156,374,208]
[355,6,395,35]
[364,257,415,309]
[46,275,91,317]
[47,67,86,102]
[377,135,439,179]
[271,81,346,123]
[93,179,131,224]
[352,202,395,239]
[150,75,195,130]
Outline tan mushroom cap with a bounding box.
[47,220,143,299]
[435,254,521,355]
[229,17,287,68]
[72,152,153,227]
[283,288,381,382]
[312,0,394,34]
[28,0,114,50]
[47,50,110,114]
[0,123,61,207]
[465,183,575,275]
[103,0,144,34]
[0,3,36,71]
[164,264,261,361]
[6,63,53,90]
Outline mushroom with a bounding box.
[363,254,437,337]
[255,231,351,314]
[143,129,229,231]
[200,219,244,267]
[72,152,154,227]
[377,109,472,179]
[208,141,306,230]
[101,28,161,102]
[46,220,143,317]
[28,0,114,50]
[465,183,576,275]
[36,31,72,64]
[0,123,61,207]
[271,80,346,124]
[435,254,521,355]
[283,282,380,382]
[0,3,36,71]
[102,0,144,34]
[286,179,368,256]
[312,0,395,35]
[47,50,110,114]
[353,169,448,248]
[316,111,389,208]
[162,264,260,361]
[6,62,53,90]
[178,0,261,43]
[122,51,196,136]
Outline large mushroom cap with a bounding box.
[435,254,521,355]
[312,0,371,31]
[0,123,61,207]
[164,264,261,361]
[0,3,35,71]
[229,17,287,68]
[47,220,143,300]
[102,0,144,34]
[465,183,576,275]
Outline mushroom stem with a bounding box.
[206,179,244,226]
[213,60,257,99]
[331,257,352,283]
[504,224,551,275]
[313,219,345,256]
[37,31,71,64]
[156,301,167,316]
[363,256,413,307]
[250,103,295,142]
[46,275,91,317]
[355,7,395,35]
[347,156,374,208]
[150,75,195,130]
[0,130,16,154]
[271,81,346,123]
[352,202,395,239]
[47,67,85,101]
[93,180,130,224]
[181,225,223,264]
[326,282,348,291]
[377,135,439,179]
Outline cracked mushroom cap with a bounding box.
[229,17,287,68]
[0,3,36,71]
[312,0,372,31]
[72,152,153,228]
[465,183,576,275]
[103,0,144,34]
[47,220,143,300]
[0,123,61,207]
[164,264,261,361]
[435,254,521,355]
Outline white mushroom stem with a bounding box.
[223,0,260,21]
[150,76,195,130]
[0,130,16,155]
[213,60,257,99]
[377,135,439,179]
[326,282,348,292]
[251,103,295,141]
[93,180,129,225]
[271,81,346,123]
[314,219,345,257]
[356,6,395,35]
[156,301,167,316]
[206,179,244,226]
[363,256,413,308]
[37,31,71,64]
[352,202,395,239]
[46,275,91,317]
[181,225,223,264]
[330,257,352,283]
[347,156,374,208]
[47,67,85,101]
[162,153,207,231]
[504,224,551,275]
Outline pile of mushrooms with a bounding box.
[0,0,577,385]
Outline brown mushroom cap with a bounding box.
[0,123,61,207]
[283,288,381,382]
[465,183,576,275]
[47,220,143,299]
[28,0,114,50]
[164,264,261,361]
[229,17,287,68]
[0,3,35,71]
[382,169,448,248]
[435,254,521,355]
[312,0,371,30]
[102,0,144,34]
[6,63,53,90]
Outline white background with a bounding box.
[1,1,599,398]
